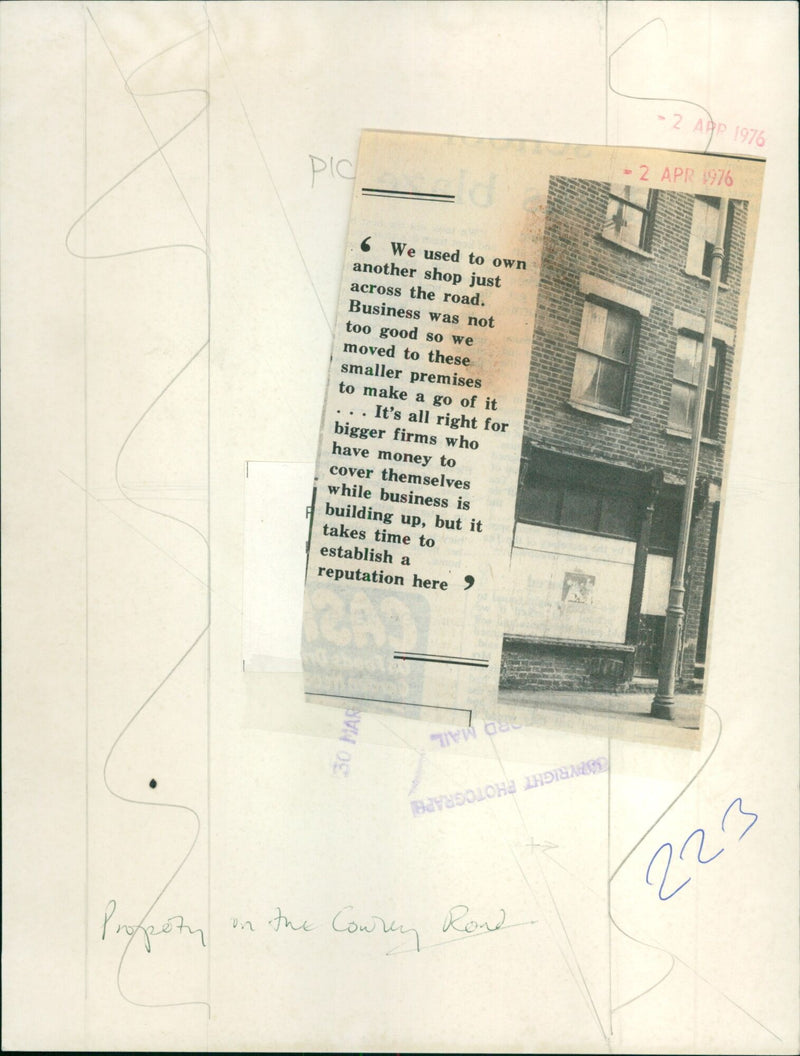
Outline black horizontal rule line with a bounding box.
[361,187,455,199]
[395,652,490,663]
[361,195,454,204]
[308,691,412,706]
[308,692,471,715]
[394,657,489,668]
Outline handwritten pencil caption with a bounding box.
[231,902,535,956]
[101,899,206,953]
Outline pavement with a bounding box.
[496,686,705,749]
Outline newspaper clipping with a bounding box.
[302,131,763,749]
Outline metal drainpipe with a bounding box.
[652,197,728,720]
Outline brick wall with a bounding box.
[499,640,630,691]
[503,179,746,693]
[524,178,748,486]
[500,498,719,692]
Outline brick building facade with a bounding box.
[500,177,748,692]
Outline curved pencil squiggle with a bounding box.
[72,6,211,1013]
[608,17,718,155]
[608,706,721,1016]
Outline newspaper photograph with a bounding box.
[302,132,763,749]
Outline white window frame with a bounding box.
[604,184,654,250]
[571,299,638,415]
[687,196,731,279]
[667,331,724,439]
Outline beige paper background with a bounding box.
[2,2,797,1052]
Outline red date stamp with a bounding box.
[659,113,767,150]
[623,163,736,189]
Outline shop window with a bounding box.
[649,497,681,555]
[517,473,639,541]
[571,300,637,414]
[561,488,601,533]
[687,196,732,280]
[604,184,654,250]
[517,478,560,525]
[668,333,724,438]
[599,494,638,538]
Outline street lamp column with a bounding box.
[652,197,728,721]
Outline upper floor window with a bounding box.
[687,196,732,280]
[668,332,724,438]
[571,299,637,415]
[604,184,654,250]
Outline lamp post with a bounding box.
[652,197,728,720]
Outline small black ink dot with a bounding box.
[149,779,157,788]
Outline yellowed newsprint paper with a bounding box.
[303,132,763,751]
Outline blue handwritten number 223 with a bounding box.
[645,797,758,901]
